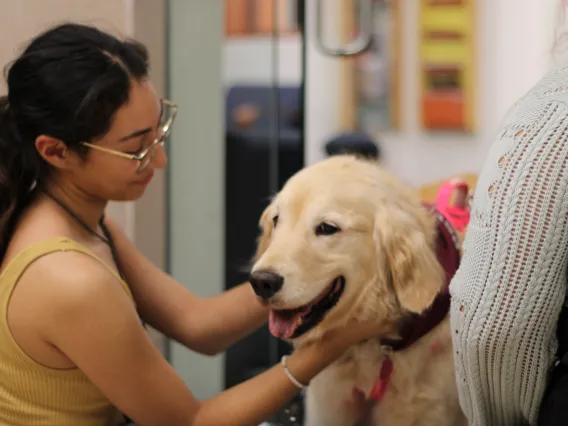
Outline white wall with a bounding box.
[223,0,557,187]
[0,0,129,61]
[224,36,302,86]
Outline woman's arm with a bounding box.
[449,100,568,425]
[192,323,368,425]
[38,252,394,426]
[104,218,267,355]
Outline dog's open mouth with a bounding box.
[269,276,345,339]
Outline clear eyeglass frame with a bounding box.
[81,99,178,174]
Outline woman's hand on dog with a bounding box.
[331,319,400,350]
[284,319,399,391]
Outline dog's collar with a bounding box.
[352,204,464,409]
[380,204,461,352]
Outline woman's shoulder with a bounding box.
[7,238,136,349]
[3,203,129,293]
[1,202,134,327]
[533,61,568,95]
[2,208,130,306]
[13,239,126,302]
[504,63,568,123]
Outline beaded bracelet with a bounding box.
[281,355,307,390]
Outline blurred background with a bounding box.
[0,0,561,423]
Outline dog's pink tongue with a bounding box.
[269,311,301,339]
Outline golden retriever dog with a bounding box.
[250,155,467,426]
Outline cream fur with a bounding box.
[252,155,466,426]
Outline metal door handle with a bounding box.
[315,0,374,56]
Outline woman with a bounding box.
[449,6,568,426]
[0,23,393,426]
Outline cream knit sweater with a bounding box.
[450,63,568,426]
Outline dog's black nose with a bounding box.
[249,270,284,299]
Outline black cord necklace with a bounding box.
[42,190,110,246]
[41,189,126,281]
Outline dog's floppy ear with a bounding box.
[254,204,275,261]
[374,206,444,314]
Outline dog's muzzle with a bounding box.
[250,270,284,299]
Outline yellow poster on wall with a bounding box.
[419,0,476,132]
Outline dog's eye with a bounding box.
[272,215,279,227]
[315,222,340,236]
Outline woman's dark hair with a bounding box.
[0,23,149,257]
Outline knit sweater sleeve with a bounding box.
[450,74,568,426]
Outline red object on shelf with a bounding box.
[422,92,465,130]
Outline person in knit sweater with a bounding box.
[450,3,568,424]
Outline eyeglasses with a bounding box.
[81,99,178,174]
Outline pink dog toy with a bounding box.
[435,179,470,232]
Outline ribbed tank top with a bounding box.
[0,237,132,425]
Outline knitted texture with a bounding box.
[450,63,568,426]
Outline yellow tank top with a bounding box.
[0,237,133,426]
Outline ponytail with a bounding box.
[0,96,38,258]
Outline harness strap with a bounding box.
[369,356,394,402]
